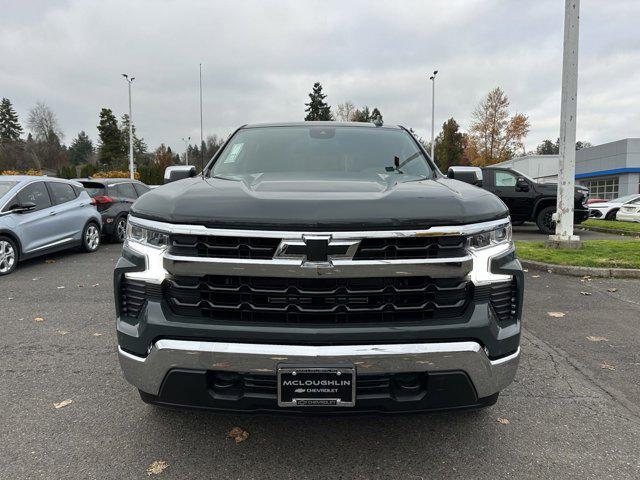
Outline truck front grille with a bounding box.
[169,234,467,260]
[163,275,472,324]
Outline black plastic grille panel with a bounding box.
[170,234,280,259]
[354,236,466,260]
[120,279,146,318]
[486,280,518,323]
[164,275,472,324]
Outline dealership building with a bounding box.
[493,138,640,199]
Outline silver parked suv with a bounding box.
[0,176,102,275]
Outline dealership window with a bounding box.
[582,177,619,200]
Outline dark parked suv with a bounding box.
[448,166,590,234]
[115,122,523,413]
[75,178,150,242]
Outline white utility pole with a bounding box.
[182,136,191,165]
[550,0,581,247]
[122,74,135,179]
[199,63,204,171]
[429,70,438,161]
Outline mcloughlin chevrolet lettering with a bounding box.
[114,122,523,413]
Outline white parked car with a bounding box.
[588,194,640,220]
[616,197,640,222]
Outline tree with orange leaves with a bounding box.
[465,87,530,166]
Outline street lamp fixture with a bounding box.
[429,70,438,162]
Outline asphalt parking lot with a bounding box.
[2,242,640,479]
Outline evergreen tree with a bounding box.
[97,108,126,167]
[0,98,23,142]
[351,106,372,123]
[120,114,148,160]
[370,107,383,124]
[68,131,94,165]
[434,118,466,171]
[304,82,333,121]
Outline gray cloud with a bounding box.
[1,0,639,154]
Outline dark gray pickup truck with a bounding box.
[114,122,523,413]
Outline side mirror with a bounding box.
[12,202,37,214]
[516,178,530,191]
[447,166,483,186]
[164,165,197,184]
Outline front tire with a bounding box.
[111,216,127,243]
[81,222,101,252]
[535,206,556,234]
[605,209,618,221]
[0,236,18,276]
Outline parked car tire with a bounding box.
[81,222,101,253]
[605,209,618,221]
[0,235,19,276]
[111,216,127,243]
[535,206,556,234]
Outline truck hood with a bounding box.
[131,172,508,230]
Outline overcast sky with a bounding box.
[1,0,639,155]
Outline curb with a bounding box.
[520,259,640,279]
[576,225,640,238]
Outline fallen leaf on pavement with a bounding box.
[53,399,73,409]
[56,286,65,289]
[228,426,249,444]
[34,316,44,322]
[92,283,99,287]
[146,460,168,476]
[531,275,540,278]
[581,275,591,281]
[496,418,510,425]
[580,292,592,296]
[586,336,608,342]
[93,332,103,337]
[601,362,616,371]
[58,330,69,335]
[77,284,84,288]
[45,259,56,264]
[547,312,566,318]
[607,288,618,293]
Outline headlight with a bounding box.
[467,223,512,250]
[126,222,169,249]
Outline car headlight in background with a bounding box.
[126,222,170,249]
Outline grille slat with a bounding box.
[354,236,466,260]
[164,275,472,324]
[170,235,280,260]
[487,280,518,323]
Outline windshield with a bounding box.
[612,194,638,204]
[210,126,432,179]
[0,181,18,199]
[629,197,640,205]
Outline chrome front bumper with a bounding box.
[119,340,520,399]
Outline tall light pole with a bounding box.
[429,70,438,162]
[122,74,135,179]
[549,0,581,248]
[182,136,191,165]
[199,63,204,171]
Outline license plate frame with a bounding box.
[277,365,356,408]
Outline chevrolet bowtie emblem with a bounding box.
[274,235,360,265]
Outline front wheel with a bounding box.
[605,209,618,221]
[535,206,556,234]
[0,236,18,276]
[81,222,101,252]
